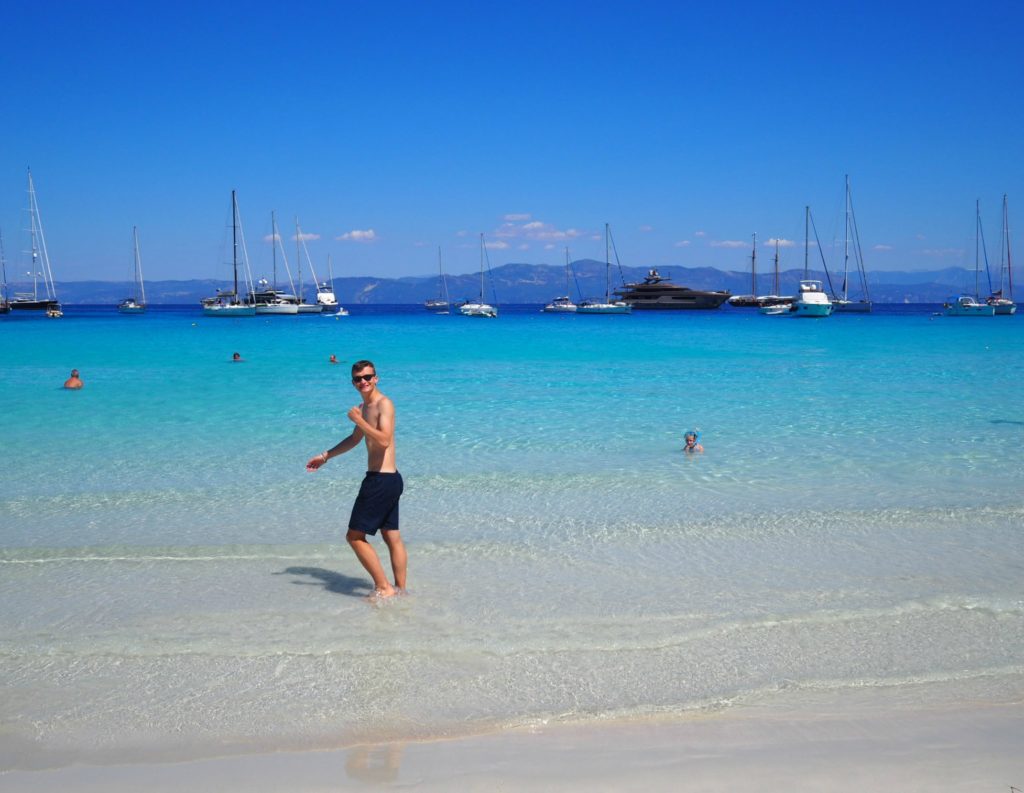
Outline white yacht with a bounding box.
[791,280,833,317]
[943,295,994,316]
[118,226,147,314]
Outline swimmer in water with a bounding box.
[683,431,703,454]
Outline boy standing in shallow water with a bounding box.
[306,360,407,598]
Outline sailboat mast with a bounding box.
[1003,195,1011,301]
[271,211,277,291]
[773,238,780,295]
[565,246,571,294]
[604,223,611,302]
[133,225,146,305]
[479,233,485,302]
[975,199,981,300]
[751,232,757,297]
[231,190,239,299]
[843,174,851,300]
[0,228,7,303]
[295,218,302,299]
[804,206,810,279]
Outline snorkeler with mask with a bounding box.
[683,430,704,454]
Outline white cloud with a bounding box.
[674,240,691,248]
[922,247,964,257]
[492,219,582,242]
[590,234,602,241]
[336,229,377,242]
[485,240,509,250]
[456,230,469,237]
[639,224,654,232]
[873,244,893,251]
[544,243,556,250]
[263,233,281,243]
[694,231,706,237]
[764,238,796,248]
[711,240,747,248]
[518,243,530,250]
[504,213,531,221]
[292,232,320,242]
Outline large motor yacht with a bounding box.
[613,269,730,310]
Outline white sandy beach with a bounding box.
[2,684,1020,792]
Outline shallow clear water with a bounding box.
[2,305,1023,762]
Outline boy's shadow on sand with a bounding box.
[276,566,372,597]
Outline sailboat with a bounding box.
[577,223,631,314]
[292,219,322,314]
[788,206,833,318]
[201,190,256,316]
[831,175,872,313]
[10,170,61,315]
[944,200,994,317]
[542,247,578,312]
[425,247,451,313]
[249,212,299,315]
[987,194,1016,315]
[460,234,498,317]
[118,227,147,314]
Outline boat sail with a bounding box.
[118,226,147,314]
[202,190,256,317]
[944,200,995,316]
[987,194,1016,315]
[577,223,631,314]
[460,233,498,317]
[831,175,872,313]
[542,247,578,312]
[10,170,61,315]
[425,247,451,313]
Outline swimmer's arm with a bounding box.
[305,429,363,471]
[347,398,394,449]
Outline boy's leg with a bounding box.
[381,529,407,590]
[346,529,395,595]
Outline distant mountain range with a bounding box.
[5,262,1000,304]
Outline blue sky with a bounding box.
[1,1,1022,283]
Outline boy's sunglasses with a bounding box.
[352,373,376,383]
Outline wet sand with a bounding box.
[2,687,1020,792]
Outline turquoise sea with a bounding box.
[2,305,1023,767]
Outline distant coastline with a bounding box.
[4,261,996,305]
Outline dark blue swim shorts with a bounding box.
[348,471,404,535]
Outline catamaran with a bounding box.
[577,223,631,314]
[460,234,498,317]
[201,191,256,317]
[118,226,147,314]
[10,170,61,315]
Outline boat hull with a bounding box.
[255,303,299,315]
[460,302,497,317]
[832,300,872,313]
[989,299,1017,315]
[202,304,256,317]
[576,302,631,314]
[10,299,60,312]
[118,305,146,314]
